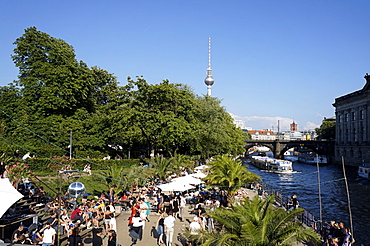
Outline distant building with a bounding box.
[247,130,276,140]
[333,73,370,165]
[301,130,317,140]
[290,121,298,131]
[233,119,244,129]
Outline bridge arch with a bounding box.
[245,140,334,160]
[245,143,275,156]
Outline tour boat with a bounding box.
[358,164,370,180]
[298,153,327,164]
[249,156,293,174]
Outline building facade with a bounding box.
[247,130,276,140]
[333,73,370,165]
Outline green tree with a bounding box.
[12,26,94,116]
[186,195,321,246]
[123,77,197,156]
[192,97,247,158]
[315,120,335,140]
[206,155,260,197]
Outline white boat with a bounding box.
[298,153,327,164]
[284,151,299,162]
[358,165,370,180]
[250,156,293,173]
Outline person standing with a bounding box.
[107,230,117,246]
[156,212,165,246]
[67,227,82,246]
[164,212,176,246]
[144,196,151,222]
[41,223,56,246]
[342,228,353,246]
[291,195,299,209]
[172,196,180,220]
[189,216,201,246]
[92,228,103,246]
[130,213,144,245]
[108,185,116,203]
[179,194,186,222]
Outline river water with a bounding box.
[245,155,370,245]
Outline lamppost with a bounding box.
[69,130,72,159]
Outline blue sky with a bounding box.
[1,1,370,131]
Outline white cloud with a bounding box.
[302,122,320,130]
[229,113,319,131]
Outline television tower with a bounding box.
[204,37,214,96]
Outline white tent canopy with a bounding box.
[171,175,204,185]
[0,179,23,218]
[157,182,195,192]
[190,172,207,179]
[194,165,209,170]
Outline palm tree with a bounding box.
[171,153,193,170]
[149,155,178,181]
[186,195,321,246]
[102,163,150,192]
[206,155,260,196]
[102,162,129,192]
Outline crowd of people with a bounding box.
[322,221,354,246]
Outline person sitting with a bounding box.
[83,164,92,175]
[71,205,84,224]
[11,224,25,243]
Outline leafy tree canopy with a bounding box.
[315,120,335,140]
[1,27,248,159]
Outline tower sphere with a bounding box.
[205,69,214,86]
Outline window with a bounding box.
[352,112,356,121]
[345,113,349,122]
[360,110,365,120]
[354,128,357,142]
[339,115,343,123]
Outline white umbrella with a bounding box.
[194,165,209,170]
[190,172,207,178]
[172,175,204,185]
[0,179,23,218]
[158,182,195,192]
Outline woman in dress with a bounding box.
[172,196,180,220]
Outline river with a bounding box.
[245,155,369,245]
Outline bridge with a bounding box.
[244,139,335,159]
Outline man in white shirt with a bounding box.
[189,216,201,235]
[22,152,31,161]
[42,222,56,246]
[163,212,176,246]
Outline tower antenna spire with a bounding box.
[208,36,211,69]
[204,36,214,96]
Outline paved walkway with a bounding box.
[82,189,309,246]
